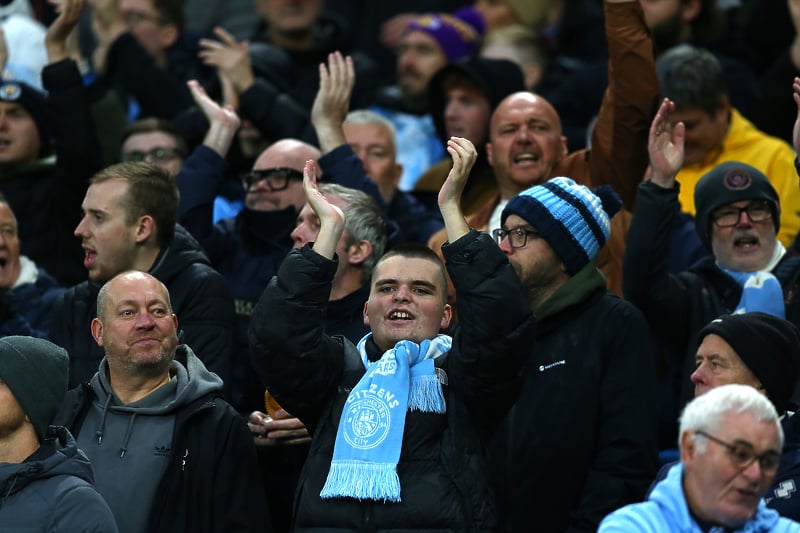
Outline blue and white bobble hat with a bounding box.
[501,177,622,274]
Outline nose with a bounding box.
[498,235,513,254]
[690,363,706,386]
[393,285,411,302]
[74,216,87,238]
[135,310,156,329]
[740,457,764,482]
[736,209,754,227]
[290,225,309,248]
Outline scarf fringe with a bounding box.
[409,373,446,413]
[320,460,401,502]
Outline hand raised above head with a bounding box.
[303,159,345,260]
[198,27,254,93]
[438,136,477,209]
[647,98,685,188]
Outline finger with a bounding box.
[212,25,237,45]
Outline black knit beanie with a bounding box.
[698,313,800,415]
[0,336,69,440]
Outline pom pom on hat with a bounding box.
[502,177,620,274]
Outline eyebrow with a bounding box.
[376,278,438,290]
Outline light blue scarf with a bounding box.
[320,333,452,502]
[720,242,786,318]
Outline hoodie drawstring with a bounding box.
[95,394,113,445]
[119,413,137,458]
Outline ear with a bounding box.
[680,430,696,466]
[440,303,452,330]
[347,240,373,267]
[485,141,493,167]
[158,23,179,49]
[91,317,104,347]
[391,162,403,189]
[134,215,155,244]
[363,301,370,327]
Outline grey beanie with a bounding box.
[0,336,69,440]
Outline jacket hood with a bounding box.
[149,224,213,283]
[87,344,222,456]
[0,425,93,501]
[428,56,525,145]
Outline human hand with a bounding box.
[303,159,345,260]
[647,98,684,188]
[248,409,311,447]
[188,79,241,156]
[198,26,254,93]
[90,0,126,46]
[438,137,477,209]
[46,0,87,61]
[310,51,354,133]
[438,137,476,242]
[0,27,7,75]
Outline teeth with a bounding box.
[515,154,538,163]
[391,312,411,320]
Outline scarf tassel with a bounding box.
[409,373,446,413]
[320,460,401,502]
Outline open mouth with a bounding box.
[388,310,413,321]
[733,236,759,249]
[514,153,540,165]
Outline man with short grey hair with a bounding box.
[600,384,800,532]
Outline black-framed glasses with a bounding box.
[242,167,303,191]
[695,430,781,474]
[712,201,773,228]
[492,227,540,249]
[122,147,184,164]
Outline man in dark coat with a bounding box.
[49,162,234,389]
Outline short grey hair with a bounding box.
[318,183,386,282]
[344,110,398,153]
[96,271,173,320]
[679,383,783,454]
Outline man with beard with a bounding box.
[370,9,484,190]
[54,271,269,533]
[49,162,234,390]
[489,176,658,532]
[654,44,800,250]
[623,98,800,452]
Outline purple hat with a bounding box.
[405,7,484,63]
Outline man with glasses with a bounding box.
[623,98,800,449]
[600,384,800,532]
[488,176,659,531]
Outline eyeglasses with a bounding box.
[122,147,183,164]
[712,201,773,228]
[242,167,303,191]
[695,430,781,474]
[492,227,540,249]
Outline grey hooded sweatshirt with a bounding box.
[75,348,223,533]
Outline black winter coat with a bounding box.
[249,230,536,532]
[49,225,235,388]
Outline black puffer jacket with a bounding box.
[49,225,235,389]
[249,230,536,532]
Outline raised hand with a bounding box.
[198,26,254,93]
[46,0,87,61]
[310,51,354,153]
[647,98,685,188]
[438,136,477,242]
[187,79,241,157]
[303,159,345,260]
